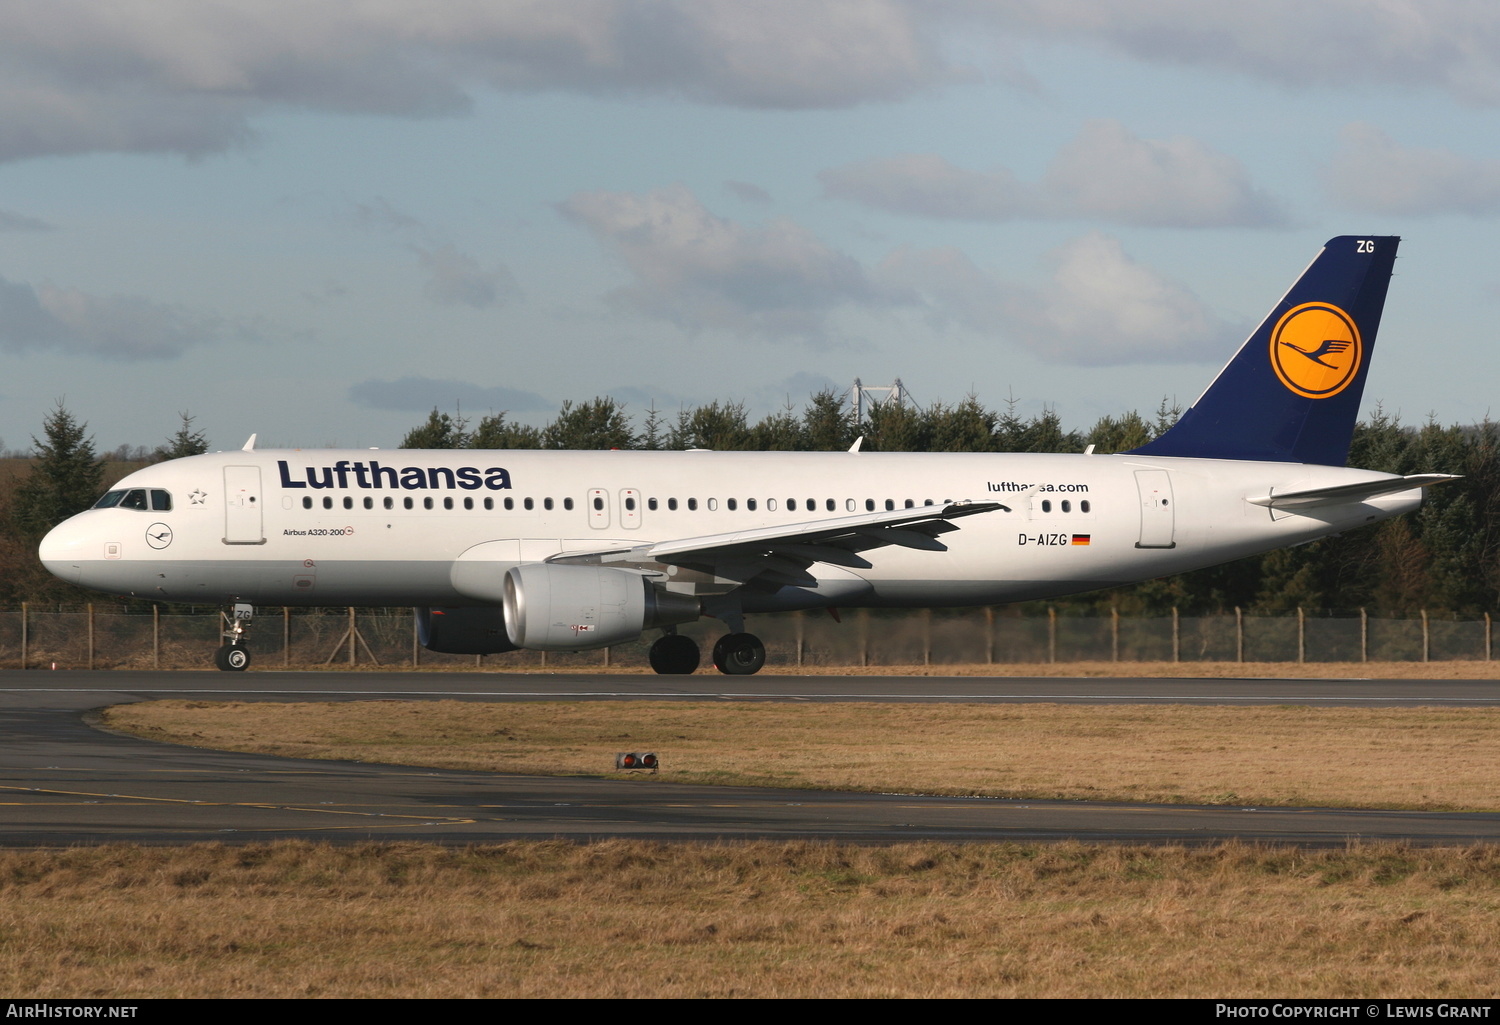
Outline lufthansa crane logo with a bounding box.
[145,523,173,550]
[1269,302,1362,399]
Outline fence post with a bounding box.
[153,605,160,669]
[859,609,869,668]
[984,606,994,665]
[922,608,932,666]
[1297,606,1305,664]
[1111,604,1119,662]
[20,602,27,670]
[1361,607,1368,662]
[1421,608,1430,663]
[87,603,95,670]
[1487,612,1492,662]
[1172,606,1180,663]
[796,609,805,667]
[348,607,356,665]
[1235,606,1243,663]
[1047,607,1056,664]
[283,607,291,667]
[412,611,420,667]
[603,645,611,668]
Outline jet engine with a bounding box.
[416,605,520,655]
[502,564,699,650]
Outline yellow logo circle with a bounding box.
[1268,302,1362,399]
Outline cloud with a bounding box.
[349,196,518,309]
[349,376,552,414]
[412,243,519,308]
[1324,122,1500,216]
[880,232,1229,365]
[0,274,229,359]
[0,1,952,163]
[967,2,1500,106]
[0,208,54,232]
[725,180,772,203]
[559,183,898,337]
[821,120,1282,227]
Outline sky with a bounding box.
[2,1,1500,453]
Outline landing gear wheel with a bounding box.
[712,632,766,675]
[214,644,251,672]
[649,634,701,675]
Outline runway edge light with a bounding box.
[616,752,659,773]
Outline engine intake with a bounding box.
[503,564,698,650]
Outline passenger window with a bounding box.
[323,497,333,509]
[625,497,636,511]
[463,497,473,510]
[787,499,797,511]
[668,498,678,511]
[504,497,514,510]
[384,497,394,510]
[727,498,737,511]
[524,497,534,510]
[885,499,894,511]
[846,499,855,512]
[593,496,604,510]
[343,497,353,510]
[404,497,414,510]
[1081,500,1091,513]
[687,498,698,511]
[564,497,574,511]
[708,498,718,511]
[1061,500,1071,513]
[364,497,373,510]
[826,499,835,512]
[865,499,875,511]
[483,498,492,510]
[444,497,454,510]
[424,497,434,510]
[302,496,312,510]
[151,490,171,511]
[648,498,658,511]
[747,498,757,511]
[1041,500,1051,513]
[544,498,553,511]
[767,499,777,511]
[904,499,914,509]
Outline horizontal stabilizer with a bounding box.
[1247,474,1459,510]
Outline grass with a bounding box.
[4,840,1500,998]
[103,700,1500,810]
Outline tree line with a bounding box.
[4,395,1498,617]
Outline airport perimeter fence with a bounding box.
[0,604,1494,671]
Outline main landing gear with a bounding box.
[646,630,767,675]
[214,602,254,672]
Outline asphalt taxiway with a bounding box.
[3,669,1499,846]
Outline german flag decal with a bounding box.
[1071,534,1091,546]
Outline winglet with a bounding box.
[241,434,257,451]
[848,436,863,453]
[1129,236,1399,466]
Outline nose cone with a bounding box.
[38,515,89,584]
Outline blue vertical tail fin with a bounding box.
[1128,235,1399,466]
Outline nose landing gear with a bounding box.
[214,602,254,672]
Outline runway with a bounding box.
[3,669,1499,846]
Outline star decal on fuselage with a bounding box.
[188,489,207,505]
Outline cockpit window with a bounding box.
[92,488,171,511]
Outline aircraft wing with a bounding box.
[1247,473,1460,510]
[550,501,1007,590]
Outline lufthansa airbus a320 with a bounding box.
[40,236,1453,674]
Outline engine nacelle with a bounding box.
[416,606,520,655]
[502,564,698,650]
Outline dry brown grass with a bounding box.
[105,700,1500,810]
[3,840,1498,998]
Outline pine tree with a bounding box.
[400,408,469,449]
[157,411,208,460]
[12,402,106,537]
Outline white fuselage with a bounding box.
[39,447,1420,612]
